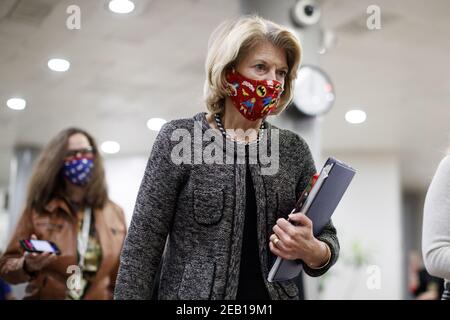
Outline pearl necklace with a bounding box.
[214,113,265,144]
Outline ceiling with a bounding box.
[319,0,450,190]
[0,0,449,190]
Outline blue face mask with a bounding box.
[63,157,94,187]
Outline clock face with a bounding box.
[293,65,335,116]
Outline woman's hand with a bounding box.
[23,234,57,273]
[269,212,330,268]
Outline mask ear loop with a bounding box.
[220,67,234,117]
[224,67,238,97]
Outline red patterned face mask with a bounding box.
[225,70,284,121]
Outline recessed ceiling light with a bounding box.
[101,141,120,154]
[147,118,167,131]
[48,58,70,72]
[6,98,26,110]
[345,110,367,124]
[108,0,135,14]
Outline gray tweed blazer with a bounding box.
[114,112,339,300]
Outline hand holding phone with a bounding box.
[20,238,61,255]
[20,234,59,274]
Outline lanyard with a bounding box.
[77,207,91,269]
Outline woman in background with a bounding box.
[408,250,443,299]
[0,128,126,299]
[422,154,450,300]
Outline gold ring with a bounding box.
[273,238,280,246]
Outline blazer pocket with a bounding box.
[279,281,299,299]
[193,186,224,225]
[178,258,216,300]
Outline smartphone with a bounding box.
[20,239,61,255]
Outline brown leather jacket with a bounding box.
[0,198,126,299]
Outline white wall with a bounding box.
[318,152,403,299]
[0,187,9,251]
[104,155,148,227]
[0,213,8,252]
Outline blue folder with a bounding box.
[268,157,356,282]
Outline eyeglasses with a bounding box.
[65,146,95,159]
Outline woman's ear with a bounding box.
[226,64,235,74]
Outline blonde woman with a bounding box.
[422,154,450,300]
[114,15,339,300]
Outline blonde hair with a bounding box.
[203,15,302,115]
